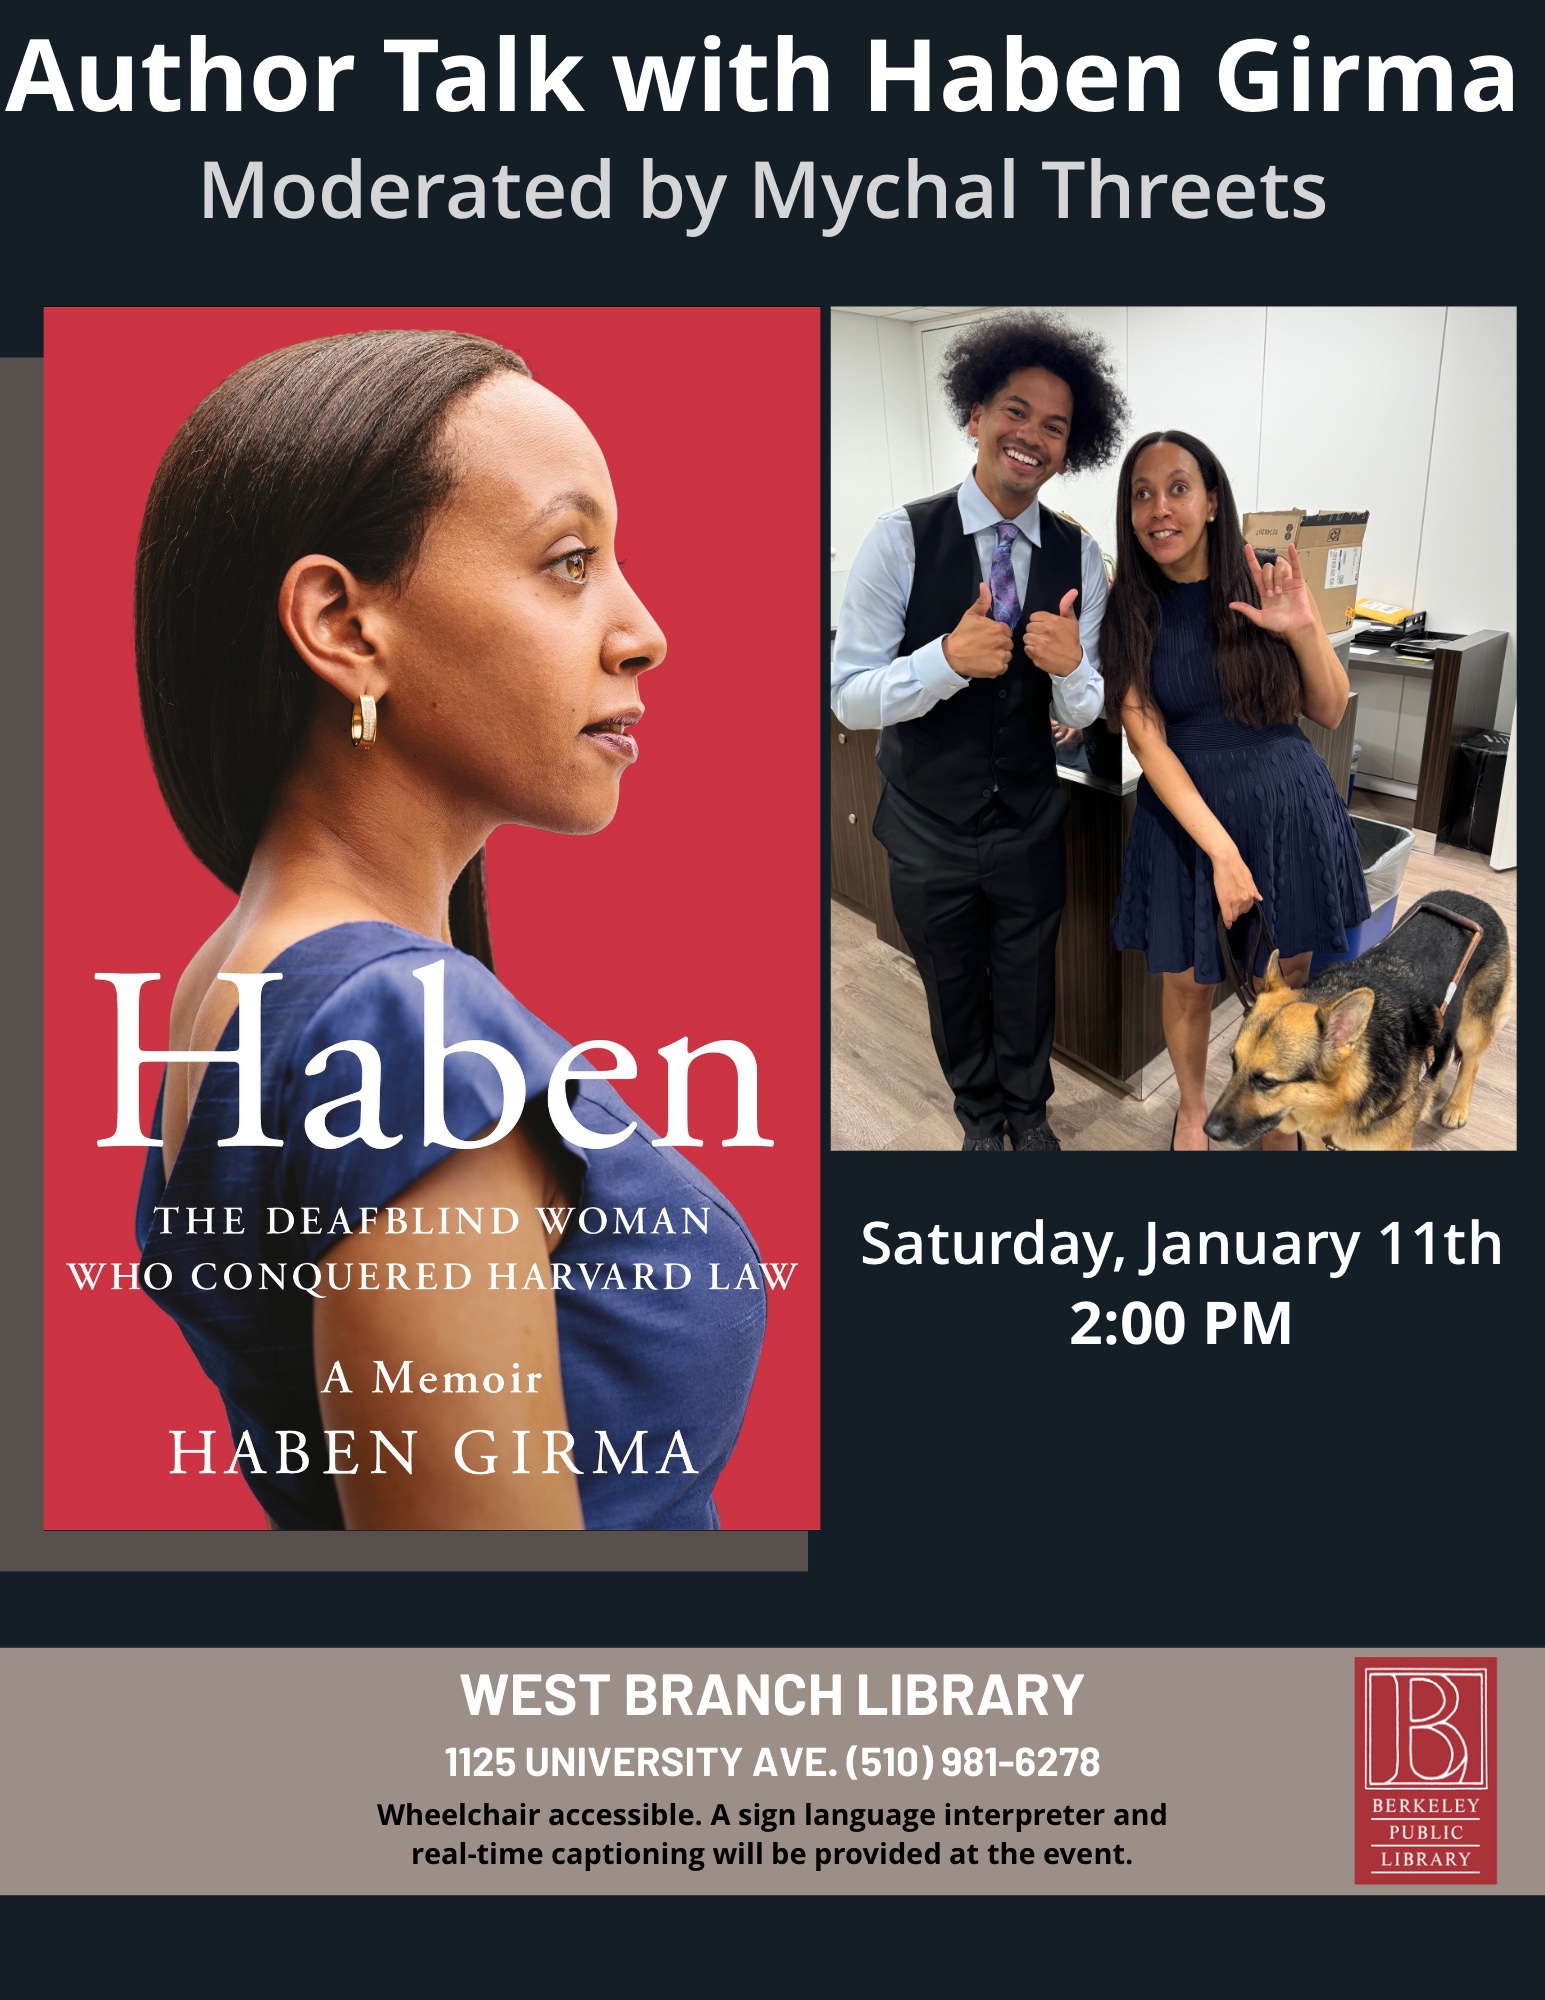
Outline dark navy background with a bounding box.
[0,4,1525,348]
[6,0,1532,1971]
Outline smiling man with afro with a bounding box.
[938,312,1129,476]
[832,309,1128,1151]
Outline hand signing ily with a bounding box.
[1230,539,1320,640]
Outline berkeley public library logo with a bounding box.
[1354,1658,1497,1884]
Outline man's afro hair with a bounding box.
[939,311,1128,474]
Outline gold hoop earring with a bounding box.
[350,694,379,747]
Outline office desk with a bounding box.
[1346,629,1507,848]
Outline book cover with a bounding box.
[43,305,820,1537]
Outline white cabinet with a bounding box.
[1352,669,1404,780]
[1392,685,1431,785]
[1346,657,1431,792]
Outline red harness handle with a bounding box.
[1383,902,1485,1075]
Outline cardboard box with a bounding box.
[1243,509,1369,631]
[1243,508,1303,557]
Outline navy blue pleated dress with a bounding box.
[136,924,766,1530]
[1110,580,1369,983]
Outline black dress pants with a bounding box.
[874,782,1068,1142]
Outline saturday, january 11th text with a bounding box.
[857,1214,1501,1351]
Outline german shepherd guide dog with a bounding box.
[1205,891,1513,1151]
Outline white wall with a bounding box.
[829,310,930,577]
[831,306,1517,725]
[1419,307,1517,723]
[1257,306,1448,609]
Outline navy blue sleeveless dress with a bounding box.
[1110,581,1369,983]
[135,924,766,1530]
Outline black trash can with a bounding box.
[1445,730,1510,852]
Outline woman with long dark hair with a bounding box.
[133,329,765,1527]
[1104,431,1369,1150]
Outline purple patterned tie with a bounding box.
[989,521,1021,626]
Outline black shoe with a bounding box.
[962,1133,1005,1151]
[1010,1124,1061,1152]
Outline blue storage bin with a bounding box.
[1310,816,1414,972]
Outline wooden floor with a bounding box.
[831,790,1518,1153]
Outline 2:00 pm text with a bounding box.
[1070,1300,1289,1346]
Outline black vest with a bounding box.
[877,489,1084,825]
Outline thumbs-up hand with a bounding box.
[1024,587,1083,678]
[942,582,1014,680]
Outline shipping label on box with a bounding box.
[1296,512,1369,628]
[1323,545,1362,592]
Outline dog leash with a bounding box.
[1215,901,1277,1014]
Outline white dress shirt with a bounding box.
[831,478,1107,732]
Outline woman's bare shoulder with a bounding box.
[168,915,243,1056]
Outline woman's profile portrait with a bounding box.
[45,308,820,1537]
